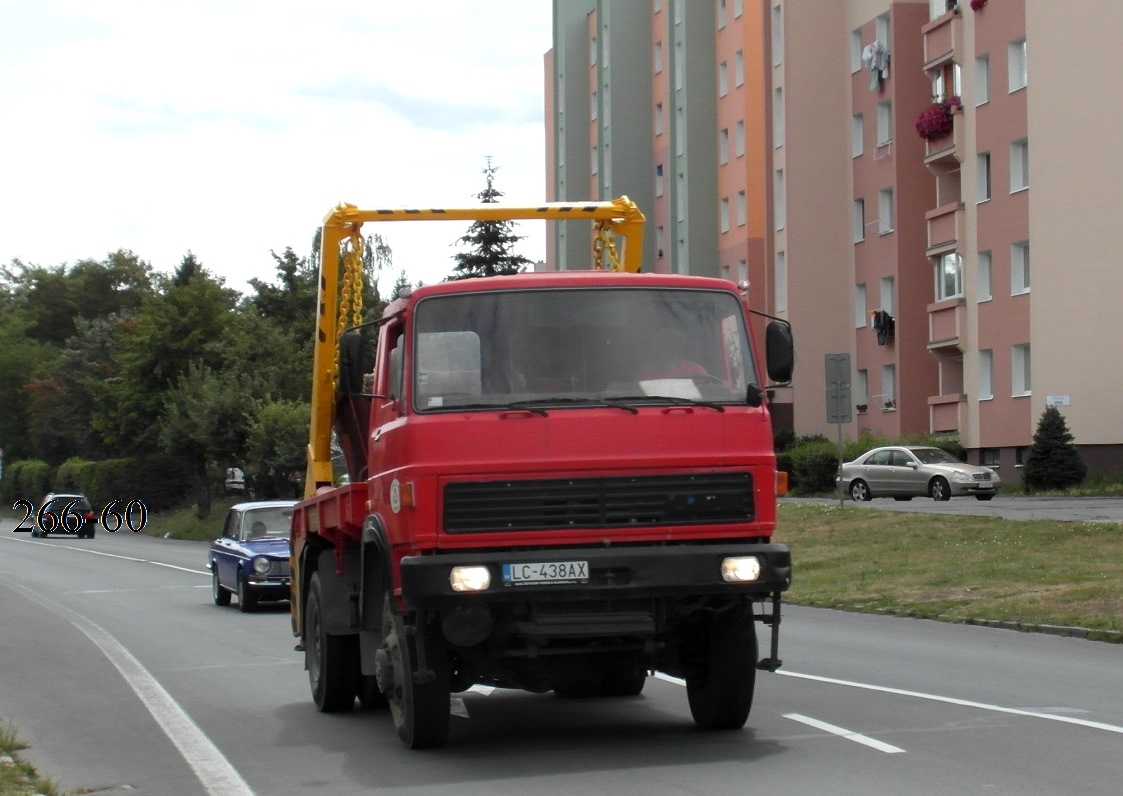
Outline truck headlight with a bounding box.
[252,556,271,575]
[721,556,761,583]
[450,566,491,592]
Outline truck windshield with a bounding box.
[412,287,758,411]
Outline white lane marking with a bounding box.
[9,582,255,796]
[1,534,210,575]
[777,670,1123,736]
[784,712,905,754]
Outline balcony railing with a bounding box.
[927,297,966,350]
[928,393,965,434]
[922,9,961,70]
[926,202,964,254]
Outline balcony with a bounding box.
[926,202,964,255]
[928,393,965,434]
[927,297,965,350]
[922,9,961,71]
[923,108,963,164]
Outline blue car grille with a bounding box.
[266,560,291,578]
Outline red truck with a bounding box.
[290,198,794,747]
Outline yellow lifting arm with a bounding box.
[305,196,646,496]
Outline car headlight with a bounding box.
[721,556,761,583]
[952,472,974,483]
[449,566,491,592]
[252,556,272,575]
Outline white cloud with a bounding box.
[0,0,553,294]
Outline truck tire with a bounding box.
[381,594,450,748]
[602,668,646,697]
[686,613,757,730]
[306,572,358,712]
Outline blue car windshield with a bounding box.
[243,508,292,539]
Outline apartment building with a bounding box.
[545,0,1123,475]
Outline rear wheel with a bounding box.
[849,480,872,502]
[686,611,757,730]
[212,569,231,606]
[382,593,450,748]
[306,572,358,712]
[930,477,952,502]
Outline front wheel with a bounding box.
[930,477,952,502]
[237,572,258,613]
[686,612,757,730]
[382,593,450,748]
[212,569,231,606]
[306,572,358,712]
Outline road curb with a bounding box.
[958,617,1123,642]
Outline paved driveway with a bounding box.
[788,495,1123,523]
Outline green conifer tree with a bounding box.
[1022,406,1087,492]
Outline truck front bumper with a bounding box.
[399,542,791,605]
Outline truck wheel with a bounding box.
[306,572,358,712]
[382,594,450,748]
[686,613,757,730]
[602,668,646,697]
[357,674,388,709]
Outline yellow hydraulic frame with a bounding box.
[304,196,646,497]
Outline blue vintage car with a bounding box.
[208,500,297,612]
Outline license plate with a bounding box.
[502,560,589,586]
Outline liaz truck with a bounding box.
[290,197,794,748]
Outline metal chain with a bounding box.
[593,221,622,271]
[334,228,365,380]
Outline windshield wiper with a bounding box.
[508,397,640,415]
[431,401,549,416]
[606,394,726,412]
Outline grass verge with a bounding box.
[0,719,61,796]
[138,496,240,542]
[778,501,1123,641]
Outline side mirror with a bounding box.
[765,320,794,384]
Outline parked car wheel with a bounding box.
[212,569,231,606]
[929,476,952,502]
[849,479,872,502]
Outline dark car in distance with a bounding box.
[32,493,99,538]
[208,500,297,612]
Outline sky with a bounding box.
[0,0,555,296]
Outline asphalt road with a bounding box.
[2,520,1121,795]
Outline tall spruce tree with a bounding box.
[1022,406,1087,492]
[448,160,531,280]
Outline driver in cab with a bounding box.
[640,327,707,379]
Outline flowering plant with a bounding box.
[970,0,988,10]
[914,96,962,139]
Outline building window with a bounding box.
[655,102,663,136]
[880,276,895,315]
[722,264,731,281]
[675,106,684,156]
[718,0,727,29]
[734,0,743,19]
[978,250,992,301]
[1008,38,1028,92]
[978,349,994,400]
[735,50,744,87]
[590,91,597,121]
[656,225,665,258]
[878,189,894,234]
[655,163,664,196]
[735,120,746,156]
[774,169,785,230]
[981,448,1000,466]
[720,198,730,233]
[736,191,746,227]
[719,61,728,96]
[590,36,597,66]
[719,128,729,165]
[854,283,867,328]
[774,250,787,312]
[674,40,683,90]
[875,13,889,47]
[591,145,598,175]
[977,152,992,201]
[654,41,663,73]
[852,198,865,243]
[856,369,868,408]
[738,259,748,283]
[935,253,963,301]
[850,29,862,73]
[851,114,864,158]
[1010,138,1029,192]
[773,6,784,67]
[1012,343,1031,396]
[1011,241,1030,294]
[876,101,892,146]
[881,365,897,408]
[676,173,685,222]
[975,54,990,105]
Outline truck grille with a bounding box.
[443,472,754,534]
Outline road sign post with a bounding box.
[825,354,852,506]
